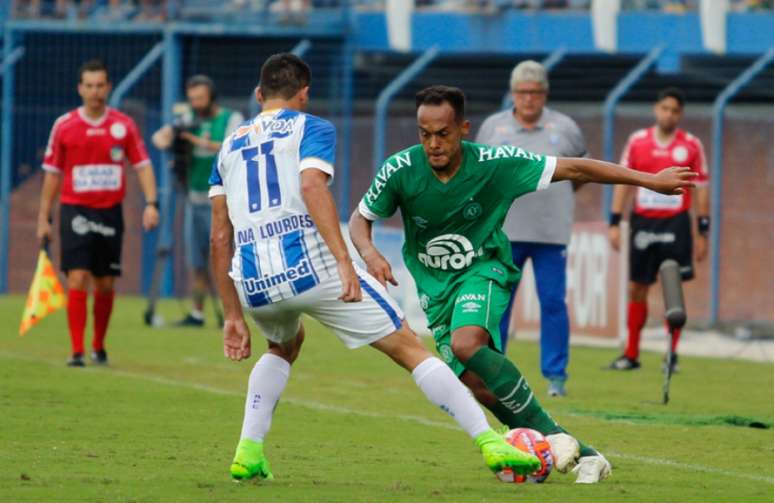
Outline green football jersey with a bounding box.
[358,140,556,327]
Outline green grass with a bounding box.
[1,295,773,502]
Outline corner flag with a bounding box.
[19,249,65,336]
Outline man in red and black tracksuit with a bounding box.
[36,60,160,367]
[608,87,710,372]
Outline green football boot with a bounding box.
[475,429,542,475]
[230,438,274,481]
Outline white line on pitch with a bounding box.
[3,351,773,486]
[608,452,774,485]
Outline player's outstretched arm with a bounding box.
[553,157,696,195]
[348,210,398,288]
[300,168,361,303]
[210,195,251,361]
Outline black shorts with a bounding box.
[60,203,124,277]
[629,211,693,285]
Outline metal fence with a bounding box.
[0,22,350,298]
[1,19,773,326]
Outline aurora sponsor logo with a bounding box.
[418,234,477,271]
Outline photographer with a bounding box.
[152,75,243,327]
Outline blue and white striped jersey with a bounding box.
[209,108,338,308]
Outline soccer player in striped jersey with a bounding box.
[210,54,544,482]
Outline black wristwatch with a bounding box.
[146,201,159,209]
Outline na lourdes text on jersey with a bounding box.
[236,214,316,244]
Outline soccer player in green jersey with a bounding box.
[350,85,696,484]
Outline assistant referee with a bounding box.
[36,60,159,367]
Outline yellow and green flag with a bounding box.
[19,250,65,336]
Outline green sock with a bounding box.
[484,399,524,429]
[465,346,563,435]
[467,347,600,457]
[465,347,561,434]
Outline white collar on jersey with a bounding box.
[259,108,283,117]
[78,106,110,127]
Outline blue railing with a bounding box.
[0,40,25,293]
[601,45,664,219]
[708,48,774,326]
[372,45,440,173]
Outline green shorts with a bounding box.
[429,275,511,377]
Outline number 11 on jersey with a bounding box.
[243,140,281,213]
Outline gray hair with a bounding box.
[510,60,549,91]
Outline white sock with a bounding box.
[239,353,290,442]
[411,357,490,439]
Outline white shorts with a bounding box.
[239,265,405,349]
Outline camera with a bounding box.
[169,106,201,189]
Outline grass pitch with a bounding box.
[1,295,772,502]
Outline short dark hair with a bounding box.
[186,74,217,101]
[259,53,311,100]
[78,59,109,83]
[657,87,686,108]
[415,85,466,122]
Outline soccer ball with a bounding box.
[496,428,554,484]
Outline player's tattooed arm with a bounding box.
[300,168,362,303]
[553,158,696,196]
[211,195,251,361]
[348,210,398,288]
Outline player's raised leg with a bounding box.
[441,276,608,480]
[370,324,541,475]
[230,323,305,481]
[455,329,612,481]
